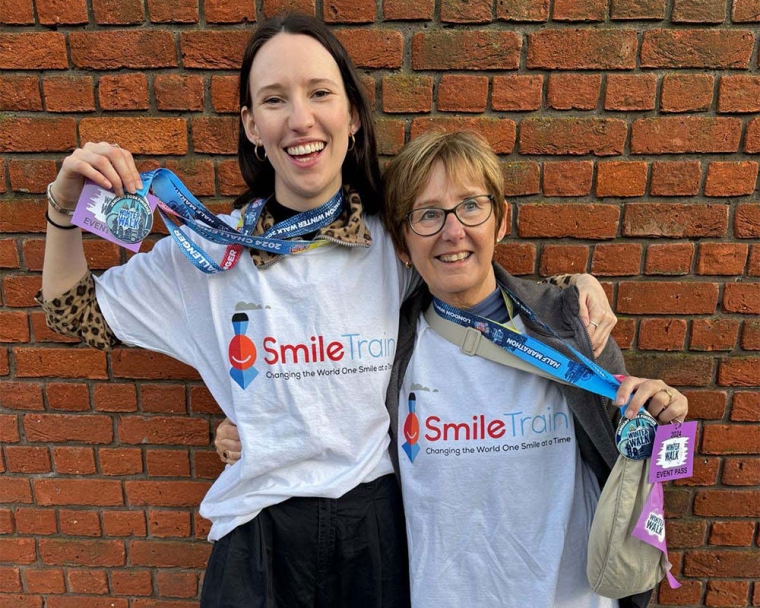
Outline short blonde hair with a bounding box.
[382,130,505,257]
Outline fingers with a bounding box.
[572,274,618,358]
[587,310,617,358]
[615,376,688,424]
[59,142,141,199]
[214,418,242,464]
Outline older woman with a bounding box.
[376,131,688,608]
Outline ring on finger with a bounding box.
[110,142,120,148]
[222,450,229,462]
[589,320,599,329]
[659,387,675,407]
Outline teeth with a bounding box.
[439,252,471,263]
[286,142,325,156]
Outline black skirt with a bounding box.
[200,474,410,608]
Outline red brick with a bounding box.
[542,161,593,196]
[0,200,46,233]
[0,76,42,111]
[690,319,740,351]
[375,118,405,156]
[154,75,204,112]
[438,75,488,113]
[98,74,149,111]
[0,383,42,411]
[191,117,237,155]
[697,243,749,275]
[547,74,600,110]
[705,161,758,197]
[67,568,108,594]
[718,357,760,387]
[137,385,186,415]
[129,540,210,568]
[147,0,198,22]
[102,511,147,537]
[53,447,97,475]
[732,0,760,21]
[0,240,19,269]
[0,509,11,532]
[624,203,728,238]
[667,519,707,548]
[70,31,176,69]
[118,416,207,446]
[125,481,211,507]
[59,509,102,537]
[674,455,721,486]
[596,161,647,197]
[156,570,197,598]
[79,118,187,156]
[527,29,637,69]
[724,284,760,314]
[735,204,760,238]
[705,580,750,606]
[643,29,754,68]
[625,353,715,386]
[673,0,727,22]
[45,382,90,412]
[93,384,137,413]
[209,75,239,114]
[746,118,760,153]
[650,161,702,196]
[718,75,760,113]
[501,161,539,197]
[2,275,42,307]
[206,0,255,22]
[0,117,76,153]
[0,312,30,342]
[98,447,142,476]
[43,76,95,113]
[0,32,67,69]
[148,510,191,538]
[0,0,34,23]
[520,118,626,156]
[539,245,589,275]
[194,451,226,479]
[261,0,315,16]
[631,117,741,154]
[0,538,36,564]
[661,74,715,113]
[732,392,760,422]
[604,74,657,111]
[618,282,719,314]
[46,598,128,608]
[610,0,666,19]
[742,320,760,350]
[24,414,112,444]
[0,594,43,608]
[682,390,727,420]
[638,319,687,351]
[709,521,756,546]
[411,117,515,154]
[92,0,144,23]
[14,508,55,534]
[146,449,191,477]
[33,479,123,507]
[440,0,492,22]
[9,160,57,194]
[723,458,760,485]
[412,30,520,70]
[110,569,153,595]
[36,0,87,23]
[5,446,51,473]
[518,204,618,239]
[491,75,542,111]
[658,579,703,604]
[552,0,605,19]
[217,160,246,196]
[381,75,432,114]
[383,0,432,19]
[749,247,760,276]
[0,567,21,592]
[611,318,635,350]
[335,29,403,69]
[495,0,549,20]
[39,539,125,567]
[323,0,375,22]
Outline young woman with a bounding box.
[40,14,616,608]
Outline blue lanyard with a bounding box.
[432,289,626,411]
[137,169,344,274]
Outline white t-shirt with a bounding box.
[95,211,414,540]
[398,313,616,608]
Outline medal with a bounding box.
[102,192,154,244]
[615,409,657,460]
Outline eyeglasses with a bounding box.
[405,195,495,237]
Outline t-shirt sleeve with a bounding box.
[93,235,200,368]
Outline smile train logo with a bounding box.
[229,312,259,390]
[402,392,420,463]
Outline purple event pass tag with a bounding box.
[632,481,681,589]
[648,421,698,484]
[72,180,158,253]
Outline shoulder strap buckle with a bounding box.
[461,327,482,356]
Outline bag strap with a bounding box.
[423,303,569,386]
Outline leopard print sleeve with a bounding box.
[34,272,121,351]
[543,274,575,289]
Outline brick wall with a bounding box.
[1,0,759,606]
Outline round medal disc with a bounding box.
[615,410,657,460]
[103,193,153,244]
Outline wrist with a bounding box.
[47,182,78,215]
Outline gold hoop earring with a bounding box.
[254,144,267,162]
[347,133,356,152]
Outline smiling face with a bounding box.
[241,33,360,211]
[401,161,507,309]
